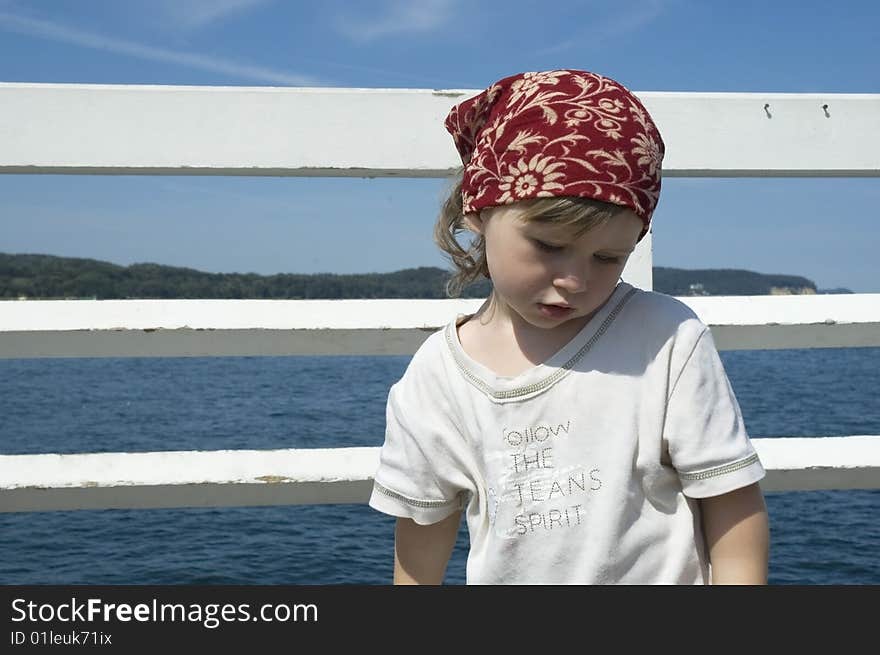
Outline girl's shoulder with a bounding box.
[622,286,710,348]
[628,286,702,321]
[398,323,457,385]
[388,322,474,413]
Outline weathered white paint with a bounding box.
[684,293,880,349]
[1,84,878,177]
[0,447,378,512]
[1,437,877,513]
[2,293,878,357]
[4,290,875,331]
[683,293,880,325]
[752,436,880,492]
[0,298,482,331]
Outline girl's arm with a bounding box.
[700,482,770,584]
[393,511,462,584]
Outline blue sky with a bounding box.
[1,0,878,291]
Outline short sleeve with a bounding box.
[369,354,471,525]
[663,327,765,498]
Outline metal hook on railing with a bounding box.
[822,104,830,118]
[763,103,772,118]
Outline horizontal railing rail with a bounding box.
[2,294,879,357]
[2,437,879,513]
[2,84,879,177]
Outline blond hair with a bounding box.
[434,170,623,297]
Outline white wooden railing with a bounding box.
[1,82,879,512]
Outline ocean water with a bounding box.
[1,348,878,584]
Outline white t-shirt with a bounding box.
[369,281,765,584]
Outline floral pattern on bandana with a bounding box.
[445,70,665,241]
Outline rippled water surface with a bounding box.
[2,348,878,584]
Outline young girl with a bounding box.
[369,69,770,584]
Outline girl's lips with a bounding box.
[537,303,575,319]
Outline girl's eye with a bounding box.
[595,254,621,264]
[532,239,563,252]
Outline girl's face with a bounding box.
[466,204,643,332]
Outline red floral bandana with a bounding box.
[445,70,665,241]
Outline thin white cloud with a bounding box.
[535,0,669,56]
[153,0,272,31]
[0,11,317,85]
[335,0,456,42]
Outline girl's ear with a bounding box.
[462,212,485,235]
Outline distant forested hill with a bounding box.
[0,253,851,300]
[652,267,826,296]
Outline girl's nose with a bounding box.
[553,272,587,294]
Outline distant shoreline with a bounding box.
[0,252,852,299]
